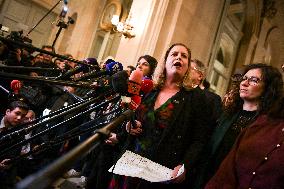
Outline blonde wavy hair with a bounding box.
[153,43,194,90]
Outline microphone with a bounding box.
[0,65,62,73]
[129,95,142,110]
[85,70,129,98]
[87,69,143,100]
[55,64,89,80]
[75,61,123,81]
[127,69,143,96]
[122,69,143,129]
[10,80,22,94]
[87,69,143,102]
[141,78,154,95]
[126,77,153,126]
[111,70,129,94]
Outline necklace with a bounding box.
[232,110,258,132]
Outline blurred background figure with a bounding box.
[64,53,75,70]
[54,58,66,71]
[126,65,135,76]
[33,45,58,77]
[189,59,222,130]
[0,42,8,61]
[222,68,244,112]
[31,53,44,66]
[41,45,54,64]
[136,55,158,79]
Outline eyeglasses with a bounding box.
[241,76,262,86]
[191,66,204,74]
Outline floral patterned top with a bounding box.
[133,90,179,159]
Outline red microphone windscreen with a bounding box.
[129,69,143,84]
[128,69,143,96]
[129,95,142,110]
[141,79,154,94]
[10,80,22,94]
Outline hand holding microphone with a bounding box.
[0,159,12,170]
[126,75,154,135]
[126,120,142,136]
[105,132,119,145]
[121,69,143,132]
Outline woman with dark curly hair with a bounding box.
[205,64,284,189]
[136,55,158,79]
[193,63,283,189]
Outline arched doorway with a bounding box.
[208,0,245,96]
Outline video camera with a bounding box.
[0,24,9,37]
[7,30,32,44]
[0,27,34,65]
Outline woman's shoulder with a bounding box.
[252,114,284,126]
[181,86,204,97]
[183,87,211,107]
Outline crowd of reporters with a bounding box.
[0,38,125,188]
[0,37,283,189]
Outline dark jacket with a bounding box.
[129,87,211,175]
[190,111,241,189]
[203,89,222,126]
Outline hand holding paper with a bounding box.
[171,164,186,183]
[109,150,185,183]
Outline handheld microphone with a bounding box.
[127,77,153,127]
[55,64,89,80]
[129,95,142,111]
[141,78,154,95]
[75,61,123,81]
[127,69,143,96]
[123,69,143,129]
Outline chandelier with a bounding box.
[111,14,135,38]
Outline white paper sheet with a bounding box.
[108,150,184,182]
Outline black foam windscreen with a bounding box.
[111,70,129,95]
